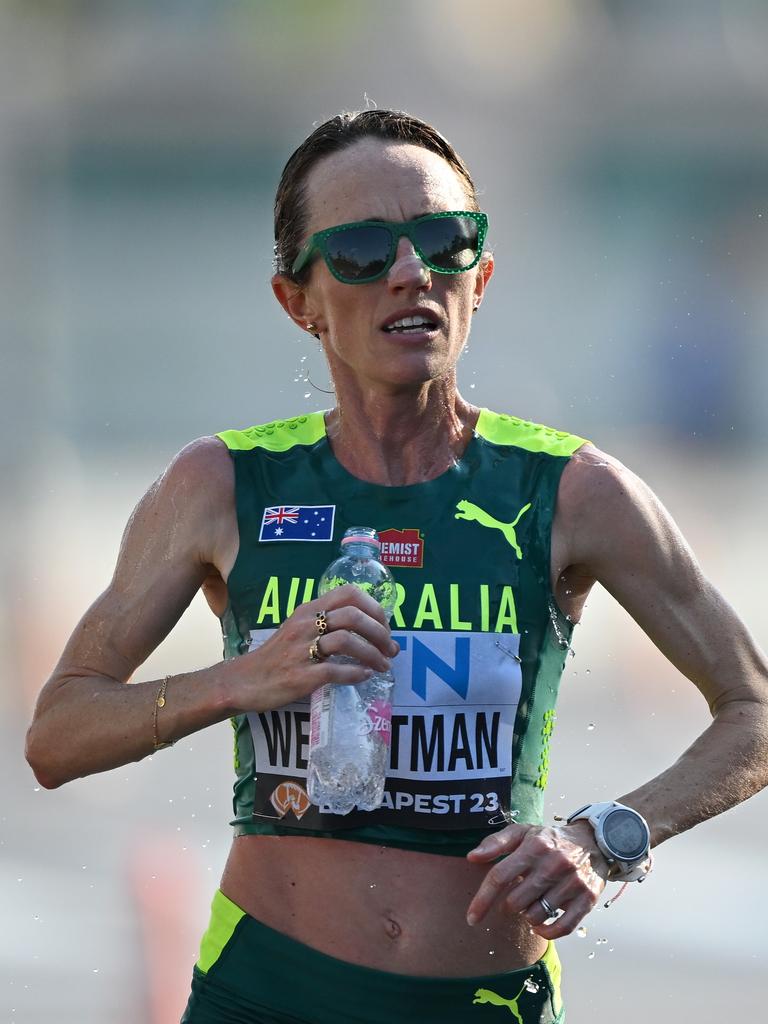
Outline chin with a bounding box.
[381,369,456,393]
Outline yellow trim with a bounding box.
[196,890,246,974]
[476,408,588,457]
[217,408,586,459]
[542,941,563,1015]
[217,412,326,452]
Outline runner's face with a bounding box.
[293,139,492,391]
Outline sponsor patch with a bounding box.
[270,781,311,820]
[379,527,424,568]
[259,505,335,542]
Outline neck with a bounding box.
[324,375,479,486]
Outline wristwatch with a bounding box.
[566,801,651,882]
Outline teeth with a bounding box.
[386,315,434,330]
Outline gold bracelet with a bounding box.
[152,675,174,752]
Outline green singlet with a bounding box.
[216,408,587,857]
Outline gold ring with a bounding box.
[309,639,325,663]
[315,611,328,635]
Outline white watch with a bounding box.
[567,801,651,882]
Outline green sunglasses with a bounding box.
[291,210,488,284]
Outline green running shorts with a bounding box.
[180,890,565,1023]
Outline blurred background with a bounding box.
[2,1,767,1021]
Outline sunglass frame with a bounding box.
[291,210,488,283]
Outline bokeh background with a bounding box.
[2,1,767,1021]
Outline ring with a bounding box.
[538,897,558,918]
[309,639,325,663]
[315,611,328,635]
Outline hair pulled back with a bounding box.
[273,109,480,282]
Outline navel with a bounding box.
[384,915,402,940]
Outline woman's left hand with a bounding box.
[465,821,608,938]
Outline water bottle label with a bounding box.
[310,685,332,749]
[366,699,392,745]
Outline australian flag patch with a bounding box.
[259,505,336,542]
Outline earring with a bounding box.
[306,322,316,332]
[472,306,479,314]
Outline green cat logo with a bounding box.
[455,500,532,560]
[472,983,530,1021]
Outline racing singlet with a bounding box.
[216,408,587,856]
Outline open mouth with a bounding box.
[382,314,439,335]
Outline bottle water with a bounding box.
[307,527,397,815]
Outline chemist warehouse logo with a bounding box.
[379,528,424,568]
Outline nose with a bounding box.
[386,237,431,291]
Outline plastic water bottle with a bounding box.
[307,527,397,815]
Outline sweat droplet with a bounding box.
[576,926,587,938]
[587,723,595,731]
[588,951,595,960]
[304,392,311,399]
[524,979,540,993]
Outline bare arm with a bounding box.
[25,437,238,787]
[466,445,768,937]
[560,446,768,844]
[26,437,399,788]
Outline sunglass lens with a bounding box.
[416,216,479,271]
[325,225,392,282]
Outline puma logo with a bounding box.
[472,983,529,1021]
[455,500,532,560]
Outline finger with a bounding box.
[522,871,596,928]
[325,606,400,659]
[511,847,606,923]
[522,894,565,928]
[466,850,531,925]
[498,846,583,916]
[531,891,597,940]
[317,629,393,673]
[310,660,375,686]
[466,824,530,863]
[310,584,390,627]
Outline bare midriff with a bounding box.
[220,834,546,976]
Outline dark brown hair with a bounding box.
[273,109,480,281]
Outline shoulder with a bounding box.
[135,435,235,552]
[103,435,238,591]
[557,443,655,516]
[556,443,681,575]
[164,434,234,490]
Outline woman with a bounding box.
[26,110,768,1024]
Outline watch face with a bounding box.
[602,808,648,861]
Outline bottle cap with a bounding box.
[341,528,381,550]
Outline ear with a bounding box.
[271,274,322,334]
[472,252,494,310]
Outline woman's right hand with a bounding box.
[224,584,401,714]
